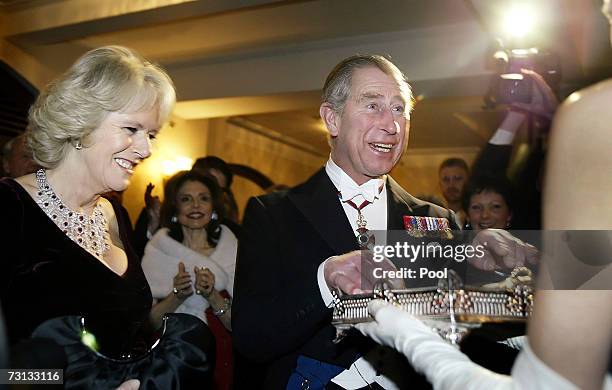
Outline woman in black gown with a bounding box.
[0,46,213,389]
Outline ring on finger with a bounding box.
[172,287,179,294]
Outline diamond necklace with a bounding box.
[35,169,110,261]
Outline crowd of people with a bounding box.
[0,2,611,388]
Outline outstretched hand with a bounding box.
[324,250,404,295]
[357,300,515,390]
[470,229,539,271]
[510,69,558,121]
[356,300,434,351]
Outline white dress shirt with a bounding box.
[316,158,399,390]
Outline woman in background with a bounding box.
[462,175,515,232]
[142,170,237,390]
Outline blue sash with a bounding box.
[286,355,345,390]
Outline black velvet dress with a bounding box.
[0,178,213,389]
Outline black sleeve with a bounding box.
[447,208,460,231]
[231,197,330,363]
[471,143,513,178]
[0,181,25,311]
[132,207,150,260]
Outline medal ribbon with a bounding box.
[339,192,373,248]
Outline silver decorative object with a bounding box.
[332,270,533,345]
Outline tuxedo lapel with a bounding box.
[386,176,434,230]
[386,176,414,230]
[288,168,358,256]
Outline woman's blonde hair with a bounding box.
[27,45,176,168]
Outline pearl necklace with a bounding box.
[35,169,110,261]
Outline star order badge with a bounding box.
[403,216,453,239]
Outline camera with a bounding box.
[491,48,560,105]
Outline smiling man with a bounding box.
[232,55,458,389]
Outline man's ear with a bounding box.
[320,103,340,137]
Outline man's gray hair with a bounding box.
[321,54,414,114]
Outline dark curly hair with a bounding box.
[160,170,225,247]
[462,175,515,224]
[192,156,233,188]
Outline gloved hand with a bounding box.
[356,300,514,390]
[356,300,606,389]
[356,300,512,390]
[116,379,140,390]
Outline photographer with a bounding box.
[472,66,559,229]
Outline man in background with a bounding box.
[438,157,469,227]
[1,134,39,178]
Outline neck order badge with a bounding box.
[342,195,375,249]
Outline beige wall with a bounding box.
[207,118,327,220]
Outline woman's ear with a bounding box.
[320,103,340,138]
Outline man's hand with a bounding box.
[470,229,538,271]
[324,250,403,295]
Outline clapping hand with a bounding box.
[144,183,161,233]
[172,262,193,299]
[194,266,215,298]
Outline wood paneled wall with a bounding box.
[206,118,327,220]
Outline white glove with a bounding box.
[355,300,603,390]
[355,300,511,390]
[116,379,140,390]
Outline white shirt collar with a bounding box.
[325,157,386,203]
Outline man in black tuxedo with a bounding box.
[232,55,459,389]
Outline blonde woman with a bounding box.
[0,46,212,389]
